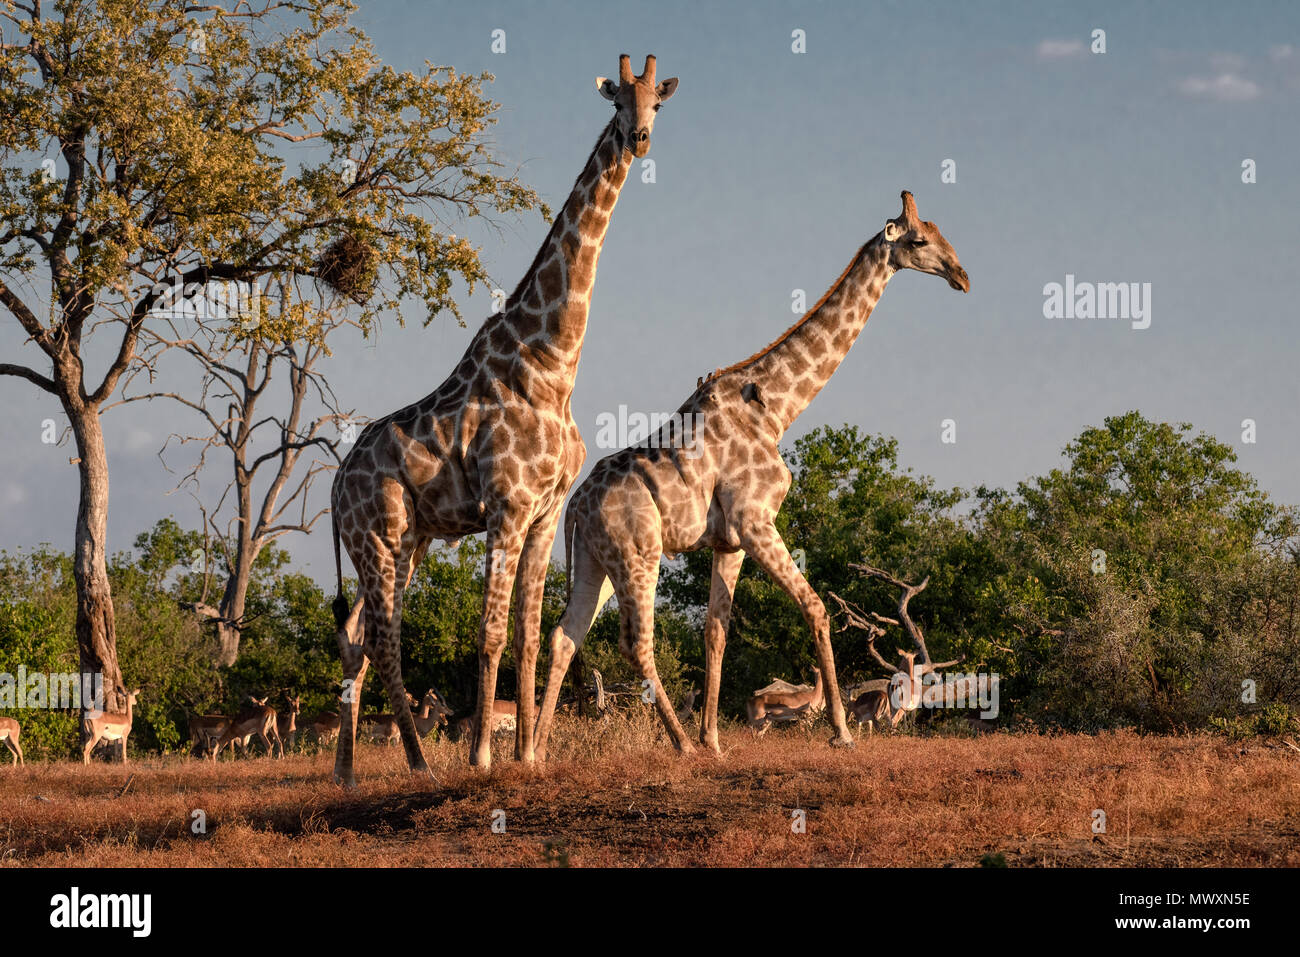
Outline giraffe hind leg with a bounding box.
[534,530,612,761]
[333,596,368,788]
[700,549,743,755]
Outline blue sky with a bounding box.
[2,0,1298,581]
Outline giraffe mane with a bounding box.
[702,236,878,386]
[506,117,620,312]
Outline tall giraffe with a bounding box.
[533,191,969,758]
[329,55,678,786]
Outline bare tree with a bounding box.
[830,563,966,729]
[112,278,355,665]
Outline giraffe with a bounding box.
[533,191,969,759]
[328,54,678,786]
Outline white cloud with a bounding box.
[1177,72,1261,102]
[1036,39,1084,60]
[1269,44,1294,61]
[1210,52,1245,71]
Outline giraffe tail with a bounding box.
[331,512,350,630]
[563,505,578,601]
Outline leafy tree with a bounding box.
[0,0,547,714]
[977,412,1299,729]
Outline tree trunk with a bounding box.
[215,558,251,667]
[69,409,126,718]
[212,474,256,667]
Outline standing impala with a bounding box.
[276,694,301,751]
[83,688,140,764]
[0,715,23,765]
[311,699,343,747]
[360,692,419,745]
[188,714,232,757]
[213,696,282,759]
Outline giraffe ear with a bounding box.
[883,220,903,242]
[656,77,679,101]
[596,77,619,100]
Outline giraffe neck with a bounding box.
[742,235,893,434]
[505,118,632,378]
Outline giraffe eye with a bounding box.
[910,239,928,248]
[614,102,624,111]
[653,103,661,112]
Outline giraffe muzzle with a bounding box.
[631,127,651,156]
[947,266,970,293]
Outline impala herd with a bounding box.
[180,689,455,760]
[0,563,966,767]
[0,664,942,767]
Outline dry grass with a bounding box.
[3,716,1297,867]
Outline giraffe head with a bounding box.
[597,54,678,158]
[882,191,970,292]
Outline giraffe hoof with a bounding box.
[333,772,359,789]
[828,735,856,749]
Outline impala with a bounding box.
[413,689,453,737]
[311,700,342,747]
[746,667,824,736]
[0,715,23,765]
[360,692,419,746]
[847,688,891,732]
[454,699,519,741]
[676,686,700,724]
[188,714,232,757]
[213,696,283,759]
[276,694,301,751]
[83,688,140,764]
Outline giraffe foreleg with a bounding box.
[471,513,529,770]
[740,523,855,749]
[700,549,743,755]
[511,508,562,764]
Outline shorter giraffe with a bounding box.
[534,191,969,758]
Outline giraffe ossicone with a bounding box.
[327,54,678,787]
[532,190,970,760]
